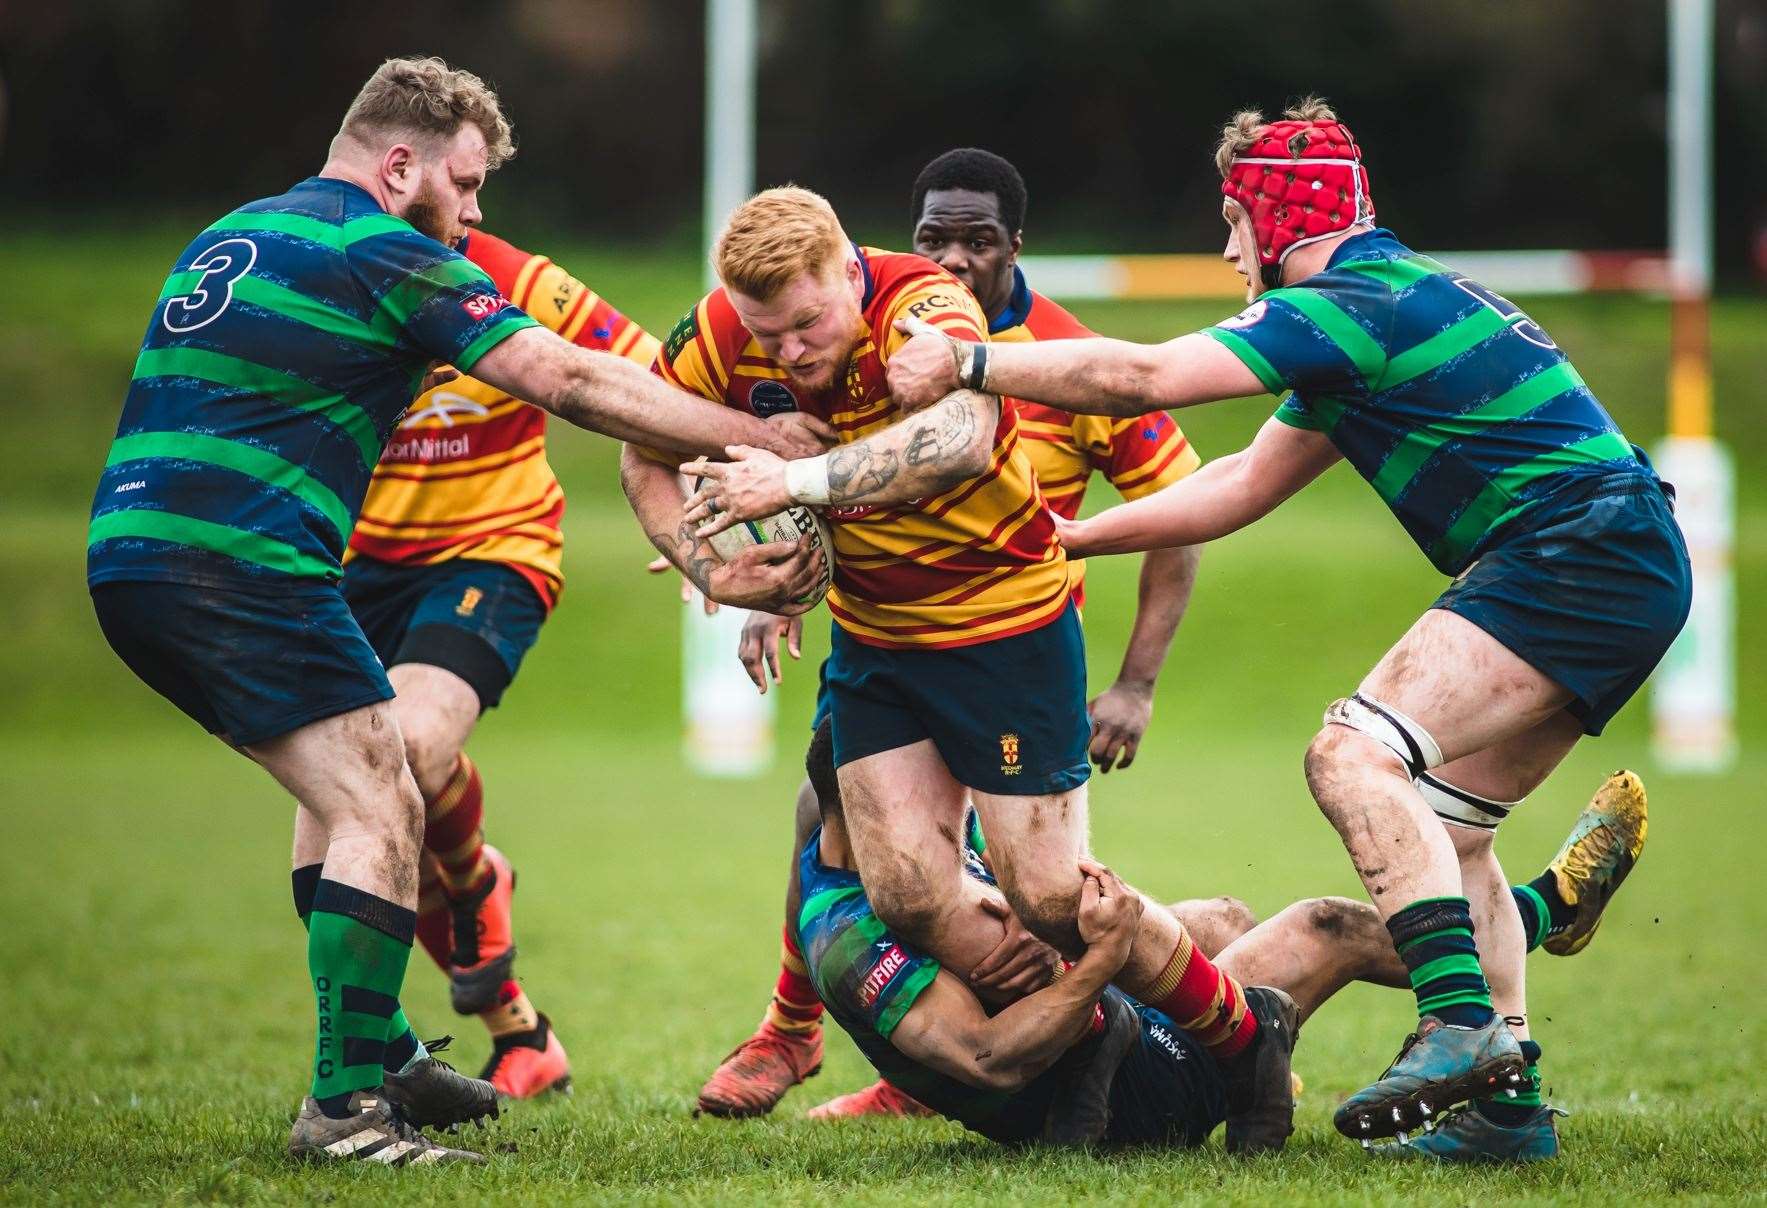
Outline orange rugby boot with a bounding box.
[806,1079,934,1120]
[447,844,516,1015]
[695,1020,823,1118]
[481,1013,572,1098]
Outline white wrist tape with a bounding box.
[784,453,832,506]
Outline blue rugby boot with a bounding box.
[1333,1016,1527,1140]
[1372,1102,1566,1163]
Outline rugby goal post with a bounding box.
[683,0,772,777]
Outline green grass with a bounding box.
[0,227,1764,1202]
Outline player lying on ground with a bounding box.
[86,56,831,1166]
[696,148,1207,1120]
[343,231,663,1099]
[799,722,1648,1160]
[646,187,1296,1151]
[882,98,1689,1154]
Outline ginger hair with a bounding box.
[1214,95,1340,178]
[332,56,515,170]
[713,186,849,301]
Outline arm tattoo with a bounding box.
[648,527,715,594]
[827,445,900,502]
[903,397,979,467]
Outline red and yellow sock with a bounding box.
[1135,928,1258,1063]
[764,924,823,1035]
[424,753,491,897]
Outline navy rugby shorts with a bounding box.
[342,556,547,710]
[1434,472,1692,736]
[824,602,1090,796]
[92,579,393,747]
[1104,994,1229,1148]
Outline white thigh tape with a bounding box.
[1322,693,1444,777]
[1416,773,1520,831]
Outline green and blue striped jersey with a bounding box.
[88,177,538,590]
[1205,230,1651,575]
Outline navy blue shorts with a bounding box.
[1104,996,1229,1147]
[1435,473,1691,736]
[825,603,1090,796]
[341,557,547,710]
[92,580,393,747]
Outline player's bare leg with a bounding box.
[1310,608,1575,1139]
[1168,896,1259,958]
[388,662,569,1099]
[696,776,827,1117]
[966,784,1294,1153]
[254,703,488,1162]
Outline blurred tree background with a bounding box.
[1,0,1763,279]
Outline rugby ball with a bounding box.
[699,487,837,607]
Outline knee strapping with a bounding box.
[1322,692,1444,778]
[1415,772,1522,831]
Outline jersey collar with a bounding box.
[855,243,875,309]
[987,265,1033,335]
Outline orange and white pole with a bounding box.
[1651,0,1735,771]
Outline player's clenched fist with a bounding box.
[887,315,965,411]
[710,537,826,615]
[1076,859,1142,957]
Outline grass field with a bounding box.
[0,227,1763,1204]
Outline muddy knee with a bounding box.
[398,721,460,800]
[864,857,946,944]
[1005,877,1084,952]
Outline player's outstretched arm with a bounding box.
[619,445,826,614]
[678,389,998,539]
[1061,418,1341,557]
[1087,542,1201,774]
[472,326,833,459]
[890,862,1140,1093]
[886,316,1265,416]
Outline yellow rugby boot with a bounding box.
[1542,770,1648,956]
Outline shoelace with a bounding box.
[417,1035,460,1073]
[1381,1030,1423,1077]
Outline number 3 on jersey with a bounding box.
[1448,272,1556,350]
[162,237,258,333]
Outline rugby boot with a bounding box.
[695,1019,823,1117]
[288,1091,484,1165]
[1333,1016,1527,1140]
[1543,770,1648,956]
[1371,1103,1566,1163]
[447,845,516,1015]
[1043,991,1140,1147]
[381,1035,501,1130]
[1221,986,1300,1155]
[481,1013,572,1098]
[806,1079,934,1120]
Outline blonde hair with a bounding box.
[713,186,848,300]
[1214,95,1340,178]
[333,56,515,170]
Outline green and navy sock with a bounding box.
[306,879,416,1118]
[294,866,426,1079]
[1387,896,1497,1028]
[1477,1038,1543,1125]
[1512,873,1576,952]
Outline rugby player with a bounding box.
[801,719,1648,1161]
[643,187,1298,1152]
[86,57,830,1165]
[695,149,1207,1120]
[883,98,1683,1157]
[343,230,662,1098]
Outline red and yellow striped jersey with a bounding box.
[347,231,660,607]
[991,278,1201,605]
[653,248,1072,650]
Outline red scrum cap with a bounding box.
[1222,118,1375,289]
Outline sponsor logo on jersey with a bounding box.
[749,380,798,417]
[1217,301,1267,330]
[663,306,700,363]
[905,295,957,321]
[858,944,908,1008]
[462,294,512,320]
[455,587,484,617]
